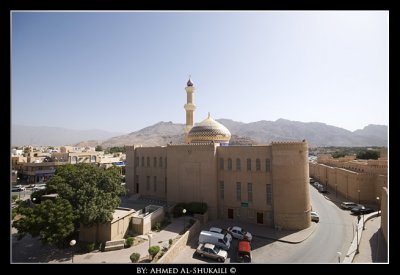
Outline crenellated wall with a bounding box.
[309,161,387,206]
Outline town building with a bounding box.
[125,79,311,230]
[309,155,388,206]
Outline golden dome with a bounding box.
[188,113,231,144]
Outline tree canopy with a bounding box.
[14,163,126,247]
[356,150,380,160]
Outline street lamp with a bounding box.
[70,239,76,263]
[182,209,187,232]
[337,251,342,263]
[376,197,380,216]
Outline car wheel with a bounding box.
[218,257,223,262]
[200,253,204,258]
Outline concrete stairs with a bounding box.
[104,239,125,252]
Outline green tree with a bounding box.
[332,151,346,158]
[46,164,125,226]
[356,150,380,160]
[14,164,125,246]
[13,198,76,248]
[95,145,103,151]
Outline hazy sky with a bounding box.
[11,11,388,133]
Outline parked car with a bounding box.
[209,227,233,242]
[309,178,316,184]
[311,211,319,222]
[196,243,228,262]
[318,185,328,193]
[12,187,24,192]
[237,239,251,263]
[227,226,252,241]
[350,206,374,215]
[198,230,230,250]
[340,202,360,210]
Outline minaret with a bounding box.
[184,77,196,143]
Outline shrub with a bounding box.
[152,222,161,232]
[172,203,187,218]
[148,246,160,259]
[187,202,208,214]
[12,195,18,202]
[169,239,173,246]
[130,252,140,263]
[126,237,134,248]
[86,242,95,252]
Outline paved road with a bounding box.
[174,185,355,263]
[281,185,355,263]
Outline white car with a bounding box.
[311,211,319,222]
[209,227,233,242]
[227,226,252,241]
[196,243,228,262]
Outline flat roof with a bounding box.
[112,208,135,222]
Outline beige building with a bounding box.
[125,79,311,230]
[309,155,388,206]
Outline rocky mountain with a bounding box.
[13,120,388,148]
[99,121,185,148]
[94,119,387,147]
[11,125,123,146]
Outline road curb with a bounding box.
[343,212,379,263]
[253,222,318,244]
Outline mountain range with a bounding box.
[11,125,122,147]
[12,119,388,148]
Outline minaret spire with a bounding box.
[184,77,196,143]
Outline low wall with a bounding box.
[131,205,165,235]
[157,219,201,263]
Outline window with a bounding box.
[248,183,253,202]
[146,176,150,191]
[266,184,272,205]
[147,157,150,167]
[266,159,271,172]
[135,175,139,184]
[159,157,163,168]
[228,158,232,170]
[220,181,224,200]
[256,159,261,171]
[236,182,241,201]
[247,159,251,171]
[141,157,145,167]
[135,157,139,167]
[236,158,241,171]
[153,176,157,192]
[153,157,157,168]
[219,158,224,170]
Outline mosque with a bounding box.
[125,78,311,230]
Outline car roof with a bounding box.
[204,243,216,249]
[238,240,251,252]
[209,227,222,232]
[232,226,242,230]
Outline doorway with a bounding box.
[228,209,234,219]
[257,212,263,224]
